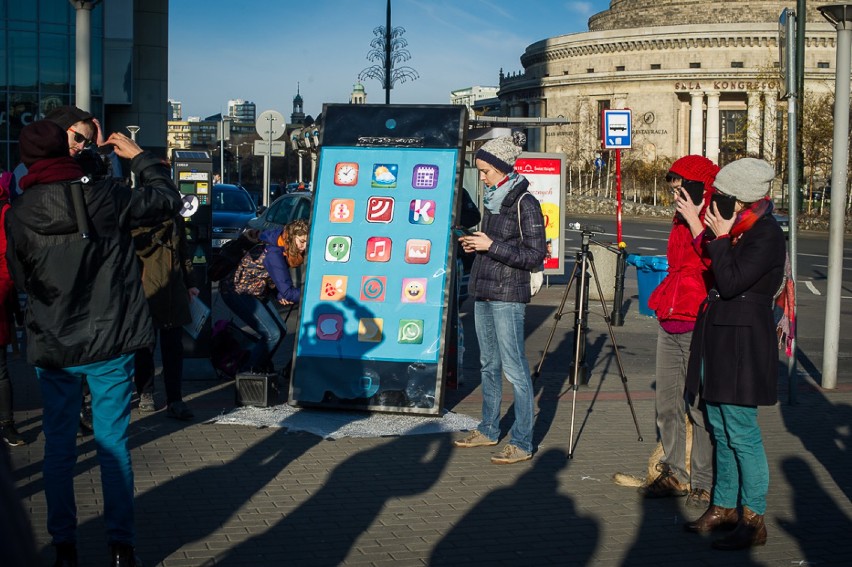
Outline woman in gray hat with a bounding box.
[681,157,786,550]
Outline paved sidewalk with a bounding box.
[7,276,852,566]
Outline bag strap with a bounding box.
[69,180,90,239]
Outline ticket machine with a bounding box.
[172,150,213,357]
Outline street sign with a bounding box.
[253,140,287,156]
[602,109,632,149]
[256,109,285,141]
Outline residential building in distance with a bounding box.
[450,86,499,111]
[227,99,256,123]
[169,99,183,121]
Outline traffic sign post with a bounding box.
[602,109,632,245]
[256,110,286,206]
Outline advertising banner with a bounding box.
[289,104,467,415]
[514,153,566,275]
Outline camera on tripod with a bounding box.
[567,221,604,235]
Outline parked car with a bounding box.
[211,183,261,251]
[246,191,313,232]
[773,212,790,238]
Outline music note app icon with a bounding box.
[365,237,392,262]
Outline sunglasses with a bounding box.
[69,129,93,146]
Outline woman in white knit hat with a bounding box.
[682,157,786,550]
[453,132,546,465]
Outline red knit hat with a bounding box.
[668,155,720,192]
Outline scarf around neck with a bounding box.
[19,157,84,190]
[730,197,773,242]
[483,172,520,214]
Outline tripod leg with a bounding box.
[567,253,590,457]
[533,259,579,378]
[587,258,644,442]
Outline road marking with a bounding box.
[812,264,852,271]
[804,281,821,295]
[636,247,658,251]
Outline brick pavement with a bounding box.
[7,278,852,566]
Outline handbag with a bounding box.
[232,244,271,297]
[517,193,544,296]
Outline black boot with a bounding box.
[109,542,141,567]
[53,542,78,567]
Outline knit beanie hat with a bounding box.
[19,120,70,166]
[713,158,775,203]
[668,155,720,192]
[475,131,526,174]
[44,105,93,130]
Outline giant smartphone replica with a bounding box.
[288,104,468,415]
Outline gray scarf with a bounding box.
[483,172,521,214]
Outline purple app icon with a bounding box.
[412,164,439,189]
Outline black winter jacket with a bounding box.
[5,152,182,368]
[468,177,546,303]
[686,212,786,406]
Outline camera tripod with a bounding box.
[533,226,643,458]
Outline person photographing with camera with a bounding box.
[681,158,786,550]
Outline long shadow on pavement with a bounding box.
[211,424,452,566]
[430,448,598,565]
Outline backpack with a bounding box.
[232,244,270,297]
[210,319,257,379]
[209,236,258,282]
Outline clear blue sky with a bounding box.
[168,0,611,120]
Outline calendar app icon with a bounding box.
[412,164,438,189]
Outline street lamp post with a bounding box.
[817,3,852,390]
[126,125,140,186]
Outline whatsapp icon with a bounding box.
[325,235,352,262]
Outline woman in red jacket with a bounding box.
[641,156,718,505]
[0,171,23,447]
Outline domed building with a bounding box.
[497,0,839,168]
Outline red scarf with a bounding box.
[19,157,85,190]
[729,197,772,243]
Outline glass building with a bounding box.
[1,0,168,172]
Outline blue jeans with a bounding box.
[706,401,769,514]
[37,354,135,546]
[221,291,286,370]
[474,300,535,454]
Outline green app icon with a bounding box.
[325,235,351,262]
[398,319,424,344]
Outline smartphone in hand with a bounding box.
[453,226,474,237]
[682,180,705,205]
[710,193,736,220]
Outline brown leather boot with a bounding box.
[712,506,767,550]
[684,505,739,533]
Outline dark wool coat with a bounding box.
[686,212,786,406]
[5,152,182,369]
[468,177,547,304]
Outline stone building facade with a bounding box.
[498,0,841,169]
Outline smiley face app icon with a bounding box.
[316,313,344,341]
[401,278,427,303]
[398,319,424,344]
[325,236,352,262]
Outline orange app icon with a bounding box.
[320,275,347,301]
[358,318,383,342]
[329,199,355,223]
[404,239,431,264]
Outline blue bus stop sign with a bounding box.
[602,109,632,149]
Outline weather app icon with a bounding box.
[324,235,351,262]
[371,164,398,188]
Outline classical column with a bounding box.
[763,92,778,164]
[689,91,705,156]
[705,91,721,164]
[679,101,690,157]
[747,91,763,156]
